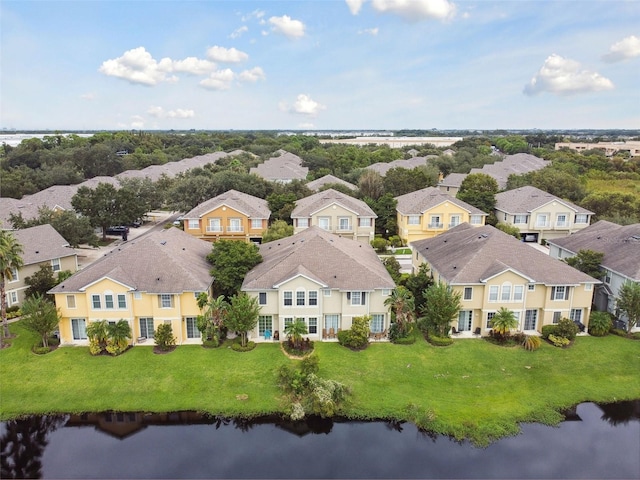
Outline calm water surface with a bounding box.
[1,402,638,479]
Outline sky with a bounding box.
[1,0,639,131]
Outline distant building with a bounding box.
[365,156,437,176]
[306,174,357,192]
[320,137,463,148]
[555,141,640,157]
[249,150,309,183]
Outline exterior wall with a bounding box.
[293,204,375,245]
[398,203,485,244]
[245,276,390,342]
[55,278,208,347]
[437,185,460,196]
[183,205,267,243]
[5,255,78,308]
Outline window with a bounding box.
[284,291,293,306]
[551,286,569,301]
[259,292,267,305]
[463,287,472,301]
[575,214,588,224]
[514,215,528,224]
[501,283,511,301]
[308,317,318,334]
[159,294,174,308]
[428,215,442,228]
[556,213,569,227]
[297,218,309,228]
[349,291,366,306]
[92,294,101,309]
[486,312,495,329]
[570,309,582,323]
[338,217,351,231]
[258,315,273,336]
[524,310,537,330]
[251,219,262,229]
[325,314,339,331]
[449,215,460,228]
[8,291,18,305]
[470,215,483,225]
[188,219,199,230]
[139,318,154,338]
[296,291,305,306]
[8,267,19,282]
[283,317,293,328]
[528,284,536,291]
[134,292,142,300]
[51,258,61,272]
[105,294,114,309]
[318,217,331,230]
[207,218,222,232]
[71,318,87,340]
[536,214,549,228]
[117,294,126,309]
[228,218,242,232]
[66,295,76,309]
[585,284,592,291]
[370,314,384,333]
[359,218,371,227]
[323,289,331,297]
[604,270,611,284]
[513,285,524,301]
[186,317,199,338]
[382,289,391,296]
[553,311,562,324]
[458,310,472,331]
[489,286,499,302]
[308,291,318,306]
[408,215,420,225]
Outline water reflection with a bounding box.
[1,401,638,479]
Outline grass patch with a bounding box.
[2,322,639,445]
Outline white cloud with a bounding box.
[346,0,366,15]
[241,9,265,22]
[130,115,145,129]
[602,35,640,63]
[371,0,456,21]
[524,54,614,96]
[99,47,174,85]
[238,67,266,83]
[359,27,379,35]
[230,26,248,39]
[147,106,195,119]
[269,15,306,39]
[171,57,216,75]
[206,46,249,63]
[199,69,235,90]
[281,94,326,116]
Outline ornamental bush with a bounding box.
[154,324,176,351]
[541,325,558,339]
[555,317,579,341]
[548,334,571,347]
[588,311,612,337]
[337,316,370,350]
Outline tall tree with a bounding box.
[419,281,462,337]
[357,170,385,200]
[616,281,640,334]
[456,173,499,214]
[0,231,24,343]
[402,263,433,312]
[71,183,123,241]
[384,286,415,336]
[24,265,57,300]
[564,250,604,279]
[207,240,262,298]
[20,294,60,349]
[262,220,294,243]
[226,292,261,347]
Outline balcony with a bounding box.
[337,225,353,232]
[206,226,223,233]
[448,223,460,228]
[555,221,570,228]
[428,223,444,229]
[227,226,244,233]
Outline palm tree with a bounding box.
[106,319,132,355]
[86,319,109,354]
[384,286,415,335]
[0,230,24,344]
[285,319,308,350]
[197,294,228,342]
[491,307,519,340]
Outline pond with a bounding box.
[1,401,638,479]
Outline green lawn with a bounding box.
[2,322,639,445]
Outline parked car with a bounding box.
[106,226,130,236]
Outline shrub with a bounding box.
[154,324,176,351]
[32,345,51,355]
[541,325,558,339]
[556,317,579,341]
[300,354,320,376]
[522,335,542,351]
[548,334,571,347]
[231,339,256,352]
[426,333,453,347]
[202,338,219,348]
[588,311,612,337]
[371,237,389,253]
[337,316,370,350]
[610,328,628,338]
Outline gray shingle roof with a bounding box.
[395,187,486,216]
[249,150,309,182]
[547,221,640,281]
[182,189,270,219]
[365,156,437,176]
[291,189,376,218]
[495,186,593,214]
[242,226,395,290]
[468,153,550,189]
[439,173,467,188]
[49,228,213,294]
[306,175,357,192]
[13,224,76,266]
[411,223,598,286]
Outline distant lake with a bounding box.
[1,401,638,479]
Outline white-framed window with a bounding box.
[207,218,222,232]
[556,213,569,227]
[91,294,101,309]
[585,284,592,291]
[297,218,309,228]
[105,294,114,309]
[228,218,242,233]
[258,315,273,336]
[118,294,126,309]
[251,219,262,230]
[463,287,472,301]
[553,311,562,324]
[296,291,305,306]
[458,310,472,331]
[524,310,537,330]
[323,289,331,297]
[188,219,199,230]
[139,317,154,338]
[429,215,442,228]
[159,294,174,308]
[318,217,331,230]
[66,295,76,309]
[283,317,294,328]
[338,217,351,231]
[8,291,18,305]
[486,312,495,329]
[349,291,366,306]
[51,258,61,272]
[551,286,569,301]
[408,215,420,225]
[536,214,549,228]
[575,214,588,224]
[359,218,372,227]
[489,285,499,302]
[186,317,199,338]
[325,314,339,332]
[382,289,391,296]
[570,308,582,323]
[308,291,318,306]
[308,317,318,334]
[470,215,483,225]
[501,283,512,301]
[259,292,267,305]
[513,285,524,301]
[71,318,87,340]
[528,284,536,291]
[283,291,293,306]
[134,292,142,300]
[8,267,18,282]
[514,215,528,224]
[449,215,460,228]
[604,270,611,284]
[370,314,384,333]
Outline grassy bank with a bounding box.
[2,322,639,445]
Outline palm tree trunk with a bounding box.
[1,277,9,340]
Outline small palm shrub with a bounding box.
[588,311,612,337]
[556,317,579,341]
[522,335,542,351]
[154,324,176,351]
[548,334,571,347]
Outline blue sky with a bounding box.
[1,0,639,131]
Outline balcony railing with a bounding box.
[227,226,244,233]
[448,223,460,228]
[337,225,353,231]
[555,221,569,228]
[428,223,444,229]
[206,226,223,233]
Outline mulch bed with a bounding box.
[153,345,177,354]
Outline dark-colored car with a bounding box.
[106,225,130,236]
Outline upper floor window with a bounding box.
[208,218,222,233]
[308,291,318,306]
[251,219,262,230]
[463,287,472,301]
[51,258,61,272]
[92,294,101,309]
[297,218,309,228]
[470,215,483,225]
[556,213,569,227]
[348,291,366,306]
[488,285,499,302]
[188,219,199,230]
[408,215,420,225]
[8,267,18,282]
[501,283,512,301]
[159,294,174,308]
[575,214,588,224]
[105,294,114,309]
[513,285,524,301]
[283,291,293,306]
[604,270,611,284]
[318,217,331,230]
[66,295,76,309]
[117,294,126,309]
[259,292,267,305]
[359,218,372,227]
[429,215,442,228]
[296,291,305,306]
[528,284,536,291]
[551,286,569,301]
[514,215,528,224]
[338,217,352,231]
[228,218,242,233]
[449,215,460,228]
[536,214,549,228]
